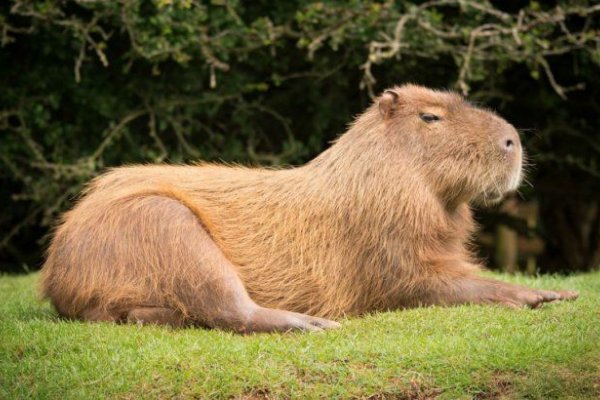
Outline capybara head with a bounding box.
[377,84,522,205]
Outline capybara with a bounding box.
[40,85,578,332]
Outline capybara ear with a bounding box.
[378,90,400,120]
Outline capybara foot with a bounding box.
[538,289,579,302]
[126,307,187,327]
[80,307,120,322]
[485,285,579,309]
[241,306,341,333]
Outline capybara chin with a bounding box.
[40,84,578,333]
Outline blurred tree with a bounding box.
[1,0,599,273]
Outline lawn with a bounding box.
[1,272,599,399]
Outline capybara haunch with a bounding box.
[40,85,578,332]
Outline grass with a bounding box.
[1,272,599,399]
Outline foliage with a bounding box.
[1,271,599,398]
[1,0,599,272]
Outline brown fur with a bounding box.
[39,85,577,332]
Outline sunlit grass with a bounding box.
[1,272,599,399]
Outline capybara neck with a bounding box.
[296,105,450,232]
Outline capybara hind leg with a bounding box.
[126,307,187,327]
[125,196,339,333]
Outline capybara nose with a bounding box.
[499,129,520,154]
[504,138,515,151]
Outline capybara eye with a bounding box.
[420,113,441,123]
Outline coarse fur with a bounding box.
[40,85,578,332]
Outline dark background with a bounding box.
[1,0,599,274]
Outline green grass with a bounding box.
[1,272,599,399]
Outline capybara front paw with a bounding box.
[540,289,579,301]
[494,287,579,309]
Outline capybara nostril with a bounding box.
[499,131,520,154]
